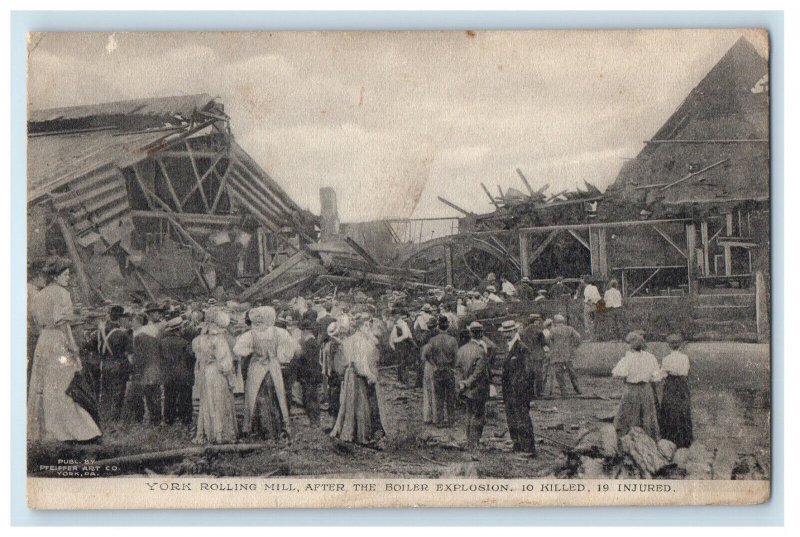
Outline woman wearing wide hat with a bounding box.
[28,256,102,443]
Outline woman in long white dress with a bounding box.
[28,257,102,443]
[192,309,238,444]
[233,306,296,442]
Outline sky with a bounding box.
[27,30,767,222]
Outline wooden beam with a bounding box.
[210,165,232,214]
[515,168,535,196]
[437,196,473,216]
[156,158,183,212]
[481,183,499,208]
[517,218,688,233]
[444,243,454,287]
[700,221,710,276]
[184,142,210,211]
[132,163,155,210]
[724,213,734,276]
[179,151,226,206]
[519,231,530,278]
[345,236,379,267]
[239,252,308,301]
[56,215,95,304]
[658,159,728,192]
[528,230,560,264]
[686,223,696,296]
[650,224,687,258]
[630,268,661,297]
[130,210,242,226]
[566,229,590,251]
[159,149,226,159]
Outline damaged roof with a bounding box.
[28,93,218,126]
[602,37,770,219]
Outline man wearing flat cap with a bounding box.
[498,320,537,456]
[456,321,491,453]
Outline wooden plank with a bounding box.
[239,251,308,301]
[515,168,535,196]
[130,210,242,226]
[184,142,210,211]
[178,151,227,206]
[659,159,728,192]
[444,243,453,287]
[345,236,379,266]
[630,268,661,298]
[528,230,560,264]
[686,223,697,297]
[519,231,530,279]
[437,196,473,216]
[701,221,710,275]
[481,183,499,208]
[156,158,183,212]
[566,229,590,251]
[650,224,687,258]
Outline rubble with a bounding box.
[619,427,668,476]
[573,424,618,458]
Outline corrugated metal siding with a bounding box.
[51,165,134,247]
[27,130,170,202]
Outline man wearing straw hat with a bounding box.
[498,320,537,456]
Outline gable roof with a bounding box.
[602,37,769,219]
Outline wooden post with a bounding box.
[686,223,696,297]
[755,270,769,343]
[700,221,710,276]
[589,227,608,278]
[519,231,529,279]
[724,213,734,276]
[444,243,454,287]
[56,215,94,304]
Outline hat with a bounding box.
[553,314,567,324]
[486,285,496,293]
[327,322,339,337]
[625,331,646,350]
[207,298,217,305]
[43,256,71,277]
[528,313,542,321]
[426,316,438,329]
[209,310,231,329]
[543,318,553,328]
[108,305,127,320]
[422,304,433,313]
[467,321,484,331]
[165,316,183,329]
[537,289,548,294]
[437,315,450,330]
[666,333,683,347]
[498,320,520,332]
[521,277,530,283]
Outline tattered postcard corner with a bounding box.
[24,29,770,509]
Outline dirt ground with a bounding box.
[28,342,771,480]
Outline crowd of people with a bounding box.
[26,257,693,460]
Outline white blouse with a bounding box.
[661,351,690,377]
[612,350,662,383]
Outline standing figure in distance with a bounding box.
[498,320,537,456]
[658,334,693,448]
[456,321,491,454]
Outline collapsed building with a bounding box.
[363,37,770,341]
[27,94,319,305]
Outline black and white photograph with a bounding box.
[24,29,771,508]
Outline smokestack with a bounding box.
[319,187,340,242]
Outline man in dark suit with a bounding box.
[160,316,195,426]
[98,305,133,422]
[498,320,537,456]
[456,321,491,453]
[124,304,166,425]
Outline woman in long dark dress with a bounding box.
[658,334,694,448]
